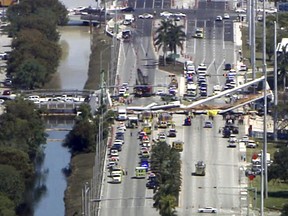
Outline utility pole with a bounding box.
[262,0,268,199]
[251,0,256,80]
[274,21,278,141]
[260,150,264,216]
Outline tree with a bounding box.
[281,203,288,216]
[154,19,173,66]
[268,147,288,182]
[0,99,47,160]
[8,28,61,89]
[0,193,16,216]
[167,23,186,65]
[277,44,288,90]
[154,20,186,66]
[64,119,96,155]
[0,147,34,180]
[0,165,25,206]
[158,194,177,216]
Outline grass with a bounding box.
[245,140,288,211]
[65,153,95,216]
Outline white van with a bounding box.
[123,14,134,25]
[117,106,127,121]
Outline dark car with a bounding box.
[121,7,135,12]
[224,63,232,70]
[112,144,122,151]
[115,134,124,140]
[167,129,177,137]
[4,79,12,87]
[146,180,158,189]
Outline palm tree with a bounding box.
[278,44,288,90]
[167,22,186,65]
[154,19,173,66]
[159,194,177,216]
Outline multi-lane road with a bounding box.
[100,2,247,216]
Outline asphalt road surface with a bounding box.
[100,2,247,215]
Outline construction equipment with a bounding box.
[194,161,206,176]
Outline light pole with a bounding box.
[273,21,278,141]
[262,0,268,200]
[82,182,91,216]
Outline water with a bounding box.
[34,130,72,216]
[58,26,91,89]
[33,1,95,215]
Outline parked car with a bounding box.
[246,140,257,148]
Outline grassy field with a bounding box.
[245,140,288,211]
[241,26,274,70]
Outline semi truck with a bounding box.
[194,161,206,176]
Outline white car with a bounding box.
[229,135,238,143]
[216,16,223,21]
[228,141,237,148]
[235,8,246,13]
[160,11,173,17]
[198,207,218,213]
[173,12,186,17]
[223,13,230,19]
[246,140,257,148]
[138,13,153,19]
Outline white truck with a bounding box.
[195,161,206,176]
[117,106,127,121]
[186,83,197,97]
[123,14,134,25]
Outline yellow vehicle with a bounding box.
[135,167,147,178]
[194,28,204,38]
[142,122,152,134]
[158,112,172,126]
[0,0,16,7]
[172,140,184,152]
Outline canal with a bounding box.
[33,0,97,215]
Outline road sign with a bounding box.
[168,53,180,59]
[278,2,288,12]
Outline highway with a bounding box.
[173,115,245,215]
[100,2,247,216]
